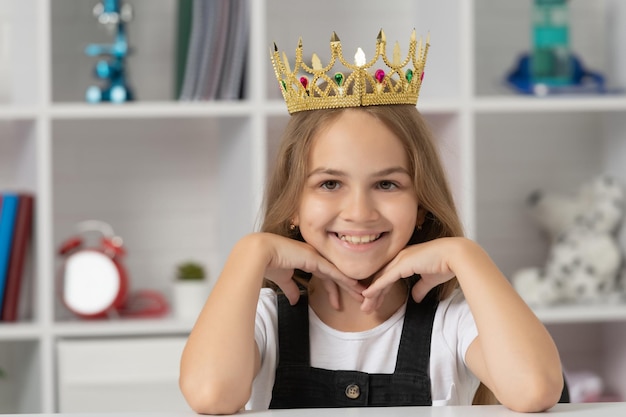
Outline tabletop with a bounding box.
[241,402,626,416]
[4,402,626,417]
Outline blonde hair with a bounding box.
[261,105,496,405]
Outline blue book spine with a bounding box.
[0,193,19,312]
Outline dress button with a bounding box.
[345,384,360,399]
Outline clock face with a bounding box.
[63,250,121,316]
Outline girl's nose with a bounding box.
[342,189,379,222]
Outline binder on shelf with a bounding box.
[175,0,193,99]
[178,0,206,100]
[0,193,19,313]
[1,193,34,321]
[216,0,249,100]
[178,0,248,101]
[193,0,230,101]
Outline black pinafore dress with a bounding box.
[269,289,439,408]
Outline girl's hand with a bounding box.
[258,233,365,309]
[360,238,459,312]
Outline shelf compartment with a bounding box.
[57,336,188,412]
[547,322,626,401]
[0,340,41,413]
[477,112,612,277]
[51,116,258,321]
[264,0,462,102]
[475,111,626,316]
[0,119,39,192]
[0,0,41,106]
[474,0,617,98]
[51,0,179,103]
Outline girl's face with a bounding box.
[295,109,419,281]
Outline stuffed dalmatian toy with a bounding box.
[512,176,626,306]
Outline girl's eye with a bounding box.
[378,181,397,190]
[321,180,340,190]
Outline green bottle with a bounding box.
[532,0,572,85]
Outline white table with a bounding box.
[242,403,626,416]
[4,403,626,416]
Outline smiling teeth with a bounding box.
[339,234,381,244]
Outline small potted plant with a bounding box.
[172,261,210,321]
[177,262,206,281]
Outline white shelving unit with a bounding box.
[1,0,626,412]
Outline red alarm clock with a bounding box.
[58,220,129,319]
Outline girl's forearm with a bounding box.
[451,238,563,411]
[180,234,269,414]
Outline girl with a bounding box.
[179,31,564,414]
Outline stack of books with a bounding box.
[177,0,249,101]
[0,192,34,322]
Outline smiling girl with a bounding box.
[179,31,564,414]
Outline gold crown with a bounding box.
[271,29,429,114]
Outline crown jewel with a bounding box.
[271,29,429,114]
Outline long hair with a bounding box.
[261,105,496,405]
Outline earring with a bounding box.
[416,223,423,231]
[289,223,297,231]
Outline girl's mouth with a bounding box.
[336,233,383,244]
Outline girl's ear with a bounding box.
[416,206,427,229]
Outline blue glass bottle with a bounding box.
[531,0,572,86]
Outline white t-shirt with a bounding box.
[246,287,480,410]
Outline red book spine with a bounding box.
[1,194,34,321]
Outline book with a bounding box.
[179,0,248,101]
[179,0,206,100]
[0,193,19,313]
[1,193,34,321]
[216,0,249,100]
[175,0,193,99]
[194,0,230,100]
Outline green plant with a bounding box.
[176,261,206,281]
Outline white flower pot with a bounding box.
[172,280,211,321]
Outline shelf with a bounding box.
[0,323,43,341]
[0,106,39,120]
[0,319,193,340]
[473,95,626,113]
[51,318,193,338]
[49,101,255,120]
[262,98,463,117]
[534,303,626,324]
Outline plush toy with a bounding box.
[512,176,626,306]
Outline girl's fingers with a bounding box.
[319,278,341,310]
[360,296,376,312]
[266,237,365,309]
[279,279,302,306]
[362,268,402,299]
[361,274,396,313]
[410,277,430,303]
[315,258,366,303]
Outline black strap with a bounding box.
[276,292,310,365]
[395,288,439,374]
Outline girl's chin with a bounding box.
[328,259,388,283]
[337,269,378,286]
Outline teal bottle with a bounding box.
[531,0,572,85]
